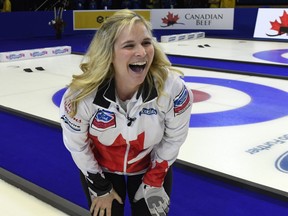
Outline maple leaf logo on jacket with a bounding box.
[161,12,184,27]
[266,10,288,37]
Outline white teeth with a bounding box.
[130,62,146,66]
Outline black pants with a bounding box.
[80,168,173,216]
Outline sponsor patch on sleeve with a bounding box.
[61,99,83,131]
[61,115,81,131]
[173,86,191,116]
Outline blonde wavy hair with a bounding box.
[68,9,181,116]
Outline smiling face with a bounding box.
[112,21,155,100]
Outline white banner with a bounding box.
[0,46,71,62]
[151,9,234,30]
[254,8,288,40]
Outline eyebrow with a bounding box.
[122,37,152,45]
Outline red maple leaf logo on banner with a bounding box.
[161,12,184,27]
[267,10,288,36]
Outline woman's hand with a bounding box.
[90,189,123,216]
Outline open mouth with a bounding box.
[129,62,147,73]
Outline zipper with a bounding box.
[116,103,131,173]
[123,139,130,173]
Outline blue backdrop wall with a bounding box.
[0,8,258,40]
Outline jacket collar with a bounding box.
[93,78,158,108]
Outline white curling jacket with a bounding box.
[60,71,193,187]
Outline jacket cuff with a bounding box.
[86,172,113,197]
[143,160,169,187]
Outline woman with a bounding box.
[60,9,193,216]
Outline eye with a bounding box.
[142,40,152,46]
[123,43,134,48]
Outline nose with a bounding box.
[135,45,146,57]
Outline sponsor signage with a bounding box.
[0,46,71,62]
[73,10,150,30]
[151,9,234,30]
[254,8,288,40]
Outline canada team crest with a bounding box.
[91,109,116,131]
